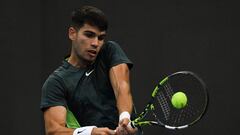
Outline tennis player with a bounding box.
[40,6,137,135]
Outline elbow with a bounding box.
[46,129,56,135]
[45,126,61,135]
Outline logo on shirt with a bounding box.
[85,69,94,76]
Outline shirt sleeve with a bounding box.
[102,41,133,69]
[40,73,67,111]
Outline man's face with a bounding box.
[69,23,106,63]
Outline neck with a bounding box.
[68,53,90,68]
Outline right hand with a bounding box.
[115,118,137,135]
[91,127,116,135]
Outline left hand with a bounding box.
[115,118,137,135]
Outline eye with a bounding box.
[98,35,106,41]
[84,32,96,38]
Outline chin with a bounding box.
[84,57,96,64]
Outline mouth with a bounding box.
[87,50,97,57]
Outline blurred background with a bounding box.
[1,0,239,134]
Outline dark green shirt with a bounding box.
[40,41,133,129]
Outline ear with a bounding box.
[68,27,77,41]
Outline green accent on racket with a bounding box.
[152,77,168,97]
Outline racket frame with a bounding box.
[131,71,208,130]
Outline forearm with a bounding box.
[115,81,133,114]
[44,106,105,135]
[109,64,133,114]
[46,126,97,135]
[46,125,116,135]
[45,124,74,135]
[109,64,137,134]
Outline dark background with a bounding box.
[1,0,239,134]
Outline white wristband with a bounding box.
[73,126,96,135]
[119,111,131,122]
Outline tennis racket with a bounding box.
[130,71,208,130]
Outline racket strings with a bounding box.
[174,74,206,126]
[167,108,185,126]
[164,82,188,125]
[151,109,164,126]
[175,110,184,125]
[156,91,170,121]
[163,82,184,125]
[163,82,174,99]
[171,107,192,125]
[152,73,207,127]
[183,103,201,121]
[170,103,201,126]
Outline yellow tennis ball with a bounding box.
[171,92,187,109]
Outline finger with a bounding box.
[108,129,116,135]
[114,127,120,135]
[125,126,138,134]
[116,126,128,135]
[120,118,130,127]
[127,121,132,128]
[103,127,116,135]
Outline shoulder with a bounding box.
[50,60,76,81]
[42,67,64,89]
[97,40,133,69]
[102,40,121,50]
[99,40,125,57]
[40,65,68,110]
[105,40,119,46]
[42,62,69,89]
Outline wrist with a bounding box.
[73,126,96,135]
[119,111,131,122]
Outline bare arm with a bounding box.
[44,106,116,135]
[109,63,133,114]
[43,106,74,135]
[109,63,137,134]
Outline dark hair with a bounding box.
[71,6,108,31]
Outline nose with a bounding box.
[91,37,99,48]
